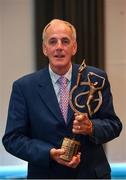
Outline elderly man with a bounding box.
[2,19,122,179]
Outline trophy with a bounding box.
[60,60,105,162]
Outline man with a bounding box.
[2,19,122,179]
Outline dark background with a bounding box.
[34,0,105,70]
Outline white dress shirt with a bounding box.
[49,64,72,103]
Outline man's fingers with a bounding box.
[50,148,81,168]
[68,153,81,168]
[50,148,65,160]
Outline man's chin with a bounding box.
[55,62,69,68]
[54,57,65,62]
[50,58,71,68]
[53,59,66,66]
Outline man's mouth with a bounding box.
[54,54,65,58]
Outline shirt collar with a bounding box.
[49,64,72,84]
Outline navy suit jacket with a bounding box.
[2,64,122,179]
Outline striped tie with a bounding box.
[59,76,69,122]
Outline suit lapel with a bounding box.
[36,65,89,126]
[37,68,65,124]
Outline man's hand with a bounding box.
[50,148,81,168]
[72,113,93,135]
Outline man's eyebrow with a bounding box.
[62,37,70,39]
[49,37,56,39]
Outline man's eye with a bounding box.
[48,39,57,45]
[62,39,70,44]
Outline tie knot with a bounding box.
[58,76,68,87]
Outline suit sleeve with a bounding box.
[90,72,122,144]
[2,81,54,167]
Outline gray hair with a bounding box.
[42,19,76,43]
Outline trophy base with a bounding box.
[60,137,80,162]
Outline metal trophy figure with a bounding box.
[60,60,105,162]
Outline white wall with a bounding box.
[105,0,126,162]
[0,0,35,165]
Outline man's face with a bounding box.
[43,22,77,73]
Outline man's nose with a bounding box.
[56,40,63,49]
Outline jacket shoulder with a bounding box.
[86,66,106,76]
[73,63,106,75]
[13,67,48,85]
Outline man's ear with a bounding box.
[72,41,77,56]
[42,44,47,56]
